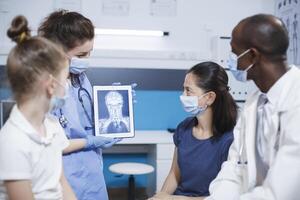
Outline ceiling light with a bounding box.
[95,28,169,37]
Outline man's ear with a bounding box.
[250,47,260,64]
[205,91,216,106]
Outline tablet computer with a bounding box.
[93,85,134,138]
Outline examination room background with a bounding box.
[1,0,299,198]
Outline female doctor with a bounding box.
[38,10,119,200]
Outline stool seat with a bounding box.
[109,162,154,175]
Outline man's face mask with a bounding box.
[227,49,253,82]
[180,94,208,116]
[69,57,89,74]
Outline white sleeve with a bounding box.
[56,126,70,151]
[0,134,31,180]
[239,107,300,200]
[205,116,244,200]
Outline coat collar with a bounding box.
[244,66,300,113]
[9,105,60,145]
[267,65,300,112]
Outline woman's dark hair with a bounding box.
[187,61,238,137]
[7,15,67,102]
[38,10,94,51]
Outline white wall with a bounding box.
[0,0,275,68]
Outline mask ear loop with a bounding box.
[49,74,68,98]
[245,63,254,72]
[51,76,66,88]
[237,49,251,59]
[197,93,207,100]
[197,92,209,108]
[242,49,255,72]
[199,90,216,107]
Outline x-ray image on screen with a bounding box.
[93,85,134,138]
[98,90,130,133]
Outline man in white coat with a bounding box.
[147,14,300,200]
[205,14,300,200]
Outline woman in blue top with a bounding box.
[38,10,120,200]
[150,61,238,199]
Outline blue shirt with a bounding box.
[53,73,108,200]
[173,117,233,197]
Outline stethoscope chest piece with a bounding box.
[237,160,248,165]
[59,114,68,128]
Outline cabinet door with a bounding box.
[156,144,175,159]
[156,160,173,191]
[156,144,175,191]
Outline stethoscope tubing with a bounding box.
[58,78,94,131]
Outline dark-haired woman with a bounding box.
[38,10,119,200]
[0,16,77,200]
[150,62,238,199]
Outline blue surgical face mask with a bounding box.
[69,57,89,74]
[49,81,69,113]
[180,94,208,116]
[227,49,254,82]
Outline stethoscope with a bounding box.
[237,120,248,166]
[78,84,94,130]
[59,109,68,128]
[237,136,248,166]
[58,76,94,131]
[235,105,282,167]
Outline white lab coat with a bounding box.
[206,66,300,200]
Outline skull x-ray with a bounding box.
[93,85,134,138]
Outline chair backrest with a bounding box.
[0,100,15,128]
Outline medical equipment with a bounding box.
[58,109,68,128]
[78,85,94,130]
[69,57,89,74]
[179,94,208,116]
[93,85,134,138]
[228,49,254,82]
[58,81,94,131]
[237,122,248,166]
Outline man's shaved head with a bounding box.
[233,14,289,58]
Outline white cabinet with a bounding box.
[156,144,174,160]
[156,159,173,191]
[155,144,174,191]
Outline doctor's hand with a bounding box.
[112,82,138,103]
[85,135,122,150]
